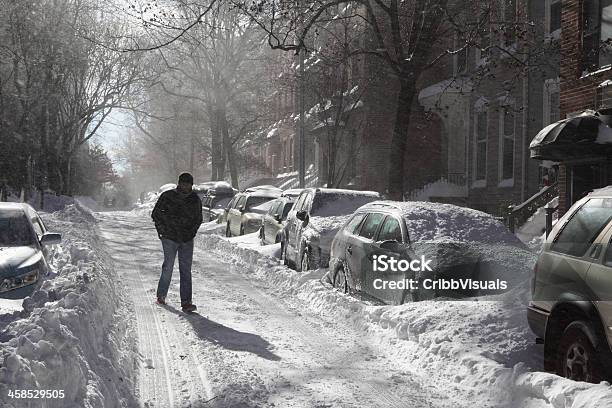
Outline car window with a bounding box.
[359,213,385,240]
[310,193,379,217]
[281,202,293,220]
[31,217,44,239]
[0,211,35,246]
[246,196,272,211]
[213,197,232,209]
[302,194,313,213]
[377,216,403,243]
[551,198,612,257]
[236,196,247,209]
[268,201,280,216]
[344,213,366,235]
[605,238,612,267]
[293,193,306,213]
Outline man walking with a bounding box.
[151,172,202,312]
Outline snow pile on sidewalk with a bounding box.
[0,204,138,408]
[516,197,559,251]
[197,234,612,408]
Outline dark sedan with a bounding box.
[0,203,61,298]
[329,201,531,305]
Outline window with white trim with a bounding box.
[454,31,469,75]
[545,0,562,41]
[597,80,612,108]
[501,0,517,47]
[582,0,612,72]
[543,78,560,125]
[475,4,492,64]
[499,106,515,182]
[474,108,488,182]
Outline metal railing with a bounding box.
[506,182,558,233]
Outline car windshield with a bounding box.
[310,193,378,217]
[0,210,35,246]
[246,196,273,211]
[212,197,232,209]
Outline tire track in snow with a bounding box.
[197,256,434,408]
[98,214,213,408]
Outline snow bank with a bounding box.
[0,204,138,408]
[196,234,612,408]
[516,197,559,251]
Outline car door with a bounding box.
[370,215,410,304]
[264,201,280,244]
[287,192,308,263]
[348,212,385,295]
[584,218,612,347]
[537,198,612,308]
[229,195,246,236]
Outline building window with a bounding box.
[474,109,488,182]
[499,107,515,182]
[545,0,562,41]
[501,0,517,47]
[582,0,612,72]
[543,78,560,125]
[597,80,612,108]
[454,31,469,75]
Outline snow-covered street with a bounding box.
[98,210,455,408]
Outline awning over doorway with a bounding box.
[530,110,612,161]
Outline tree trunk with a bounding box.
[208,105,222,180]
[219,108,238,188]
[387,79,416,200]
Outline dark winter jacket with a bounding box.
[151,189,203,243]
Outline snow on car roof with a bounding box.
[589,185,612,197]
[0,202,28,210]
[281,188,303,198]
[247,189,282,198]
[312,188,380,197]
[360,200,519,244]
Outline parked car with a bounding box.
[226,189,281,237]
[259,197,296,245]
[201,181,236,222]
[0,203,61,298]
[329,200,529,305]
[528,187,612,382]
[193,181,217,198]
[282,188,382,271]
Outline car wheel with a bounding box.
[333,267,348,293]
[225,223,231,237]
[556,324,603,383]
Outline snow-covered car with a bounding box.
[201,182,236,222]
[0,203,61,297]
[282,188,381,271]
[259,196,296,245]
[528,187,612,382]
[329,201,532,304]
[226,190,281,237]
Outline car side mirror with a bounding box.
[40,232,61,246]
[239,206,246,213]
[379,240,402,252]
[273,213,282,222]
[296,210,308,223]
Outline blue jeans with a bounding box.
[157,238,193,305]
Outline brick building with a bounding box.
[530,0,612,215]
[252,1,568,217]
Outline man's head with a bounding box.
[177,172,194,193]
